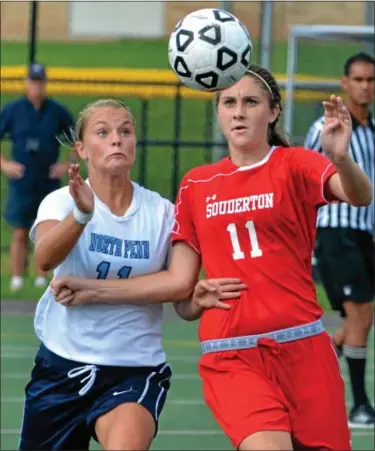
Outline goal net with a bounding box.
[282,24,374,143]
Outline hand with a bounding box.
[321,95,352,164]
[50,276,97,306]
[49,162,69,179]
[1,161,25,179]
[68,163,94,214]
[192,278,247,311]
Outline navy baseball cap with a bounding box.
[28,63,47,81]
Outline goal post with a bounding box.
[283,24,374,137]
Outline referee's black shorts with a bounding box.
[315,227,374,317]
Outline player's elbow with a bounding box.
[35,257,55,273]
[167,275,195,303]
[174,301,202,322]
[34,247,59,272]
[348,190,373,207]
[170,284,194,303]
[359,190,372,206]
[351,198,372,207]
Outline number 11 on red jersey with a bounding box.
[227,221,263,260]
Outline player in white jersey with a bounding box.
[19,99,176,451]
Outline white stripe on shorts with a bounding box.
[154,363,172,420]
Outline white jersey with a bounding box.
[30,181,174,367]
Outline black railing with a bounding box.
[1,76,227,201]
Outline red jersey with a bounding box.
[171,146,338,340]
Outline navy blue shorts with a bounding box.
[4,182,60,229]
[19,343,172,450]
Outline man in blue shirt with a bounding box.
[0,63,75,291]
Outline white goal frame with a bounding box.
[283,24,374,136]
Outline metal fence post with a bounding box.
[172,83,182,201]
[259,1,273,69]
[29,1,38,64]
[364,1,374,55]
[284,28,297,136]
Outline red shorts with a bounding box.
[199,331,351,449]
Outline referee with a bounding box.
[305,52,374,428]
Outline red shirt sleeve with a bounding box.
[291,147,337,207]
[171,172,201,254]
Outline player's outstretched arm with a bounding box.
[35,217,87,272]
[35,164,94,271]
[51,241,201,305]
[321,95,373,207]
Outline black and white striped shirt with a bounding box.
[304,113,374,234]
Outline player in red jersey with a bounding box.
[51,65,372,450]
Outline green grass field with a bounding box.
[1,313,374,450]
[0,38,365,301]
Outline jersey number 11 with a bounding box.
[96,261,132,279]
[227,221,263,260]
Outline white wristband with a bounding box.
[73,206,93,225]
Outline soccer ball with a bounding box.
[168,8,252,92]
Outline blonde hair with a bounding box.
[75,99,135,142]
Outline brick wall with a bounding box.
[0,1,366,42]
[0,2,69,41]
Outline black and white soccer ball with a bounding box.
[168,8,252,92]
